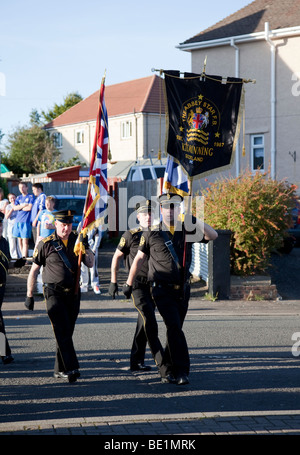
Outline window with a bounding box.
[76,129,84,144]
[52,132,62,148]
[141,168,152,180]
[251,134,264,171]
[121,121,132,139]
[154,167,165,178]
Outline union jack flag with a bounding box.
[74,77,109,256]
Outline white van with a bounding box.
[126,164,165,182]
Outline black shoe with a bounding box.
[67,371,78,383]
[177,374,189,385]
[161,374,177,384]
[2,355,14,365]
[130,363,152,371]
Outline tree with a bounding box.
[4,124,60,175]
[195,169,297,276]
[41,92,83,123]
[4,91,84,175]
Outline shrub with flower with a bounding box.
[195,169,297,276]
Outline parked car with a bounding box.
[288,198,300,246]
[279,198,300,253]
[52,195,85,231]
[125,164,165,181]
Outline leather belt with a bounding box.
[151,281,181,290]
[135,276,149,285]
[44,283,73,294]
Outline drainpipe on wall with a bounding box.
[264,22,276,179]
[133,108,138,161]
[231,38,240,177]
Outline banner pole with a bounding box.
[183,177,193,270]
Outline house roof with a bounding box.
[182,0,300,45]
[44,75,165,129]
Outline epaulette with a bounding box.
[129,226,142,234]
[150,224,160,231]
[42,233,56,243]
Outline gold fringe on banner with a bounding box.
[232,85,246,156]
[152,67,256,85]
[242,87,246,157]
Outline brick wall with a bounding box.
[230,275,278,301]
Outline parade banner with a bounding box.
[164,71,243,178]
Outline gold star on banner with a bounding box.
[215,132,220,138]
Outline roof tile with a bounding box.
[182,0,300,44]
[45,75,165,128]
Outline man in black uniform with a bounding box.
[109,200,169,381]
[123,193,218,385]
[0,213,25,364]
[25,210,94,383]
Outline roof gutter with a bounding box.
[177,25,300,52]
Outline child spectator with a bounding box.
[36,196,56,244]
[5,193,21,259]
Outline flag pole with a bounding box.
[183,176,193,269]
[75,72,106,294]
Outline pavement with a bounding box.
[1,240,300,438]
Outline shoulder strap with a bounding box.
[50,239,74,274]
[160,230,181,271]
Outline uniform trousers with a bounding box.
[131,282,169,377]
[44,286,80,374]
[151,284,190,377]
[0,285,11,359]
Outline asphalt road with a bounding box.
[1,241,300,436]
[1,296,300,426]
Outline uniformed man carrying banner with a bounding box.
[26,210,94,383]
[109,199,171,381]
[123,193,218,385]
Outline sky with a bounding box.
[0,0,251,149]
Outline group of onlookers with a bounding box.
[0,182,55,260]
[0,181,101,294]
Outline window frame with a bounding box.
[75,129,85,145]
[251,134,265,172]
[52,132,63,148]
[121,120,133,139]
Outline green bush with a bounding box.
[196,169,297,276]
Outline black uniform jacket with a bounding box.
[138,217,208,284]
[33,231,79,289]
[117,227,149,279]
[0,236,10,285]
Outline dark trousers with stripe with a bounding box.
[44,287,80,373]
[131,283,169,377]
[0,285,12,359]
[151,285,190,377]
